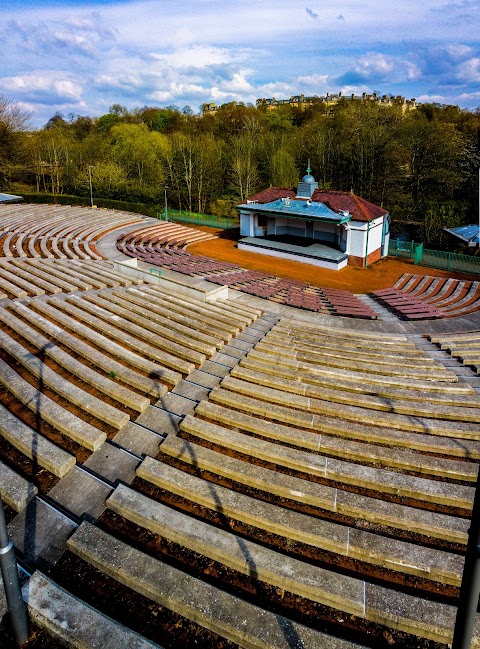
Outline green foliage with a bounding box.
[6,99,480,238]
[97,113,121,133]
[422,203,462,246]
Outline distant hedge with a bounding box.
[19,193,157,218]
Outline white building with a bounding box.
[237,170,390,271]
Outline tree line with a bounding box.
[1,96,479,246]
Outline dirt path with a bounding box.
[187,228,474,293]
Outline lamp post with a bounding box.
[164,185,169,221]
[0,499,29,646]
[87,166,94,208]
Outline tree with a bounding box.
[109,123,168,198]
[0,95,31,189]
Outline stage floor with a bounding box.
[239,236,348,263]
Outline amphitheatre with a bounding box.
[1,201,480,648]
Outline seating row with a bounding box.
[0,258,142,299]
[429,330,480,375]
[373,273,480,319]
[117,221,217,252]
[0,203,144,260]
[120,242,380,318]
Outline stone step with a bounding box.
[242,351,470,393]
[107,483,367,615]
[159,435,468,545]
[136,457,464,586]
[26,258,93,290]
[67,521,361,649]
[0,259,62,294]
[52,259,109,289]
[231,364,480,421]
[87,290,217,356]
[126,287,234,343]
[0,307,149,413]
[24,571,162,648]
[265,329,427,357]
[214,378,480,440]
[10,301,166,399]
[251,344,453,380]
[239,355,477,404]
[276,319,411,343]
[179,414,473,511]
[0,356,106,451]
[9,259,78,293]
[195,400,479,478]
[84,259,144,285]
[111,288,225,349]
[31,299,181,387]
[50,296,194,377]
[141,286,242,336]
[0,328,129,430]
[0,402,75,477]
[430,332,480,344]
[217,297,263,319]
[79,292,210,361]
[0,264,45,296]
[0,459,38,511]
[154,289,254,327]
[0,274,28,298]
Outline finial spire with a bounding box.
[306,158,311,175]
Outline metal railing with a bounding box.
[389,239,480,275]
[157,208,239,230]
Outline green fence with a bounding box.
[388,239,423,260]
[420,249,480,274]
[159,209,239,230]
[389,238,480,275]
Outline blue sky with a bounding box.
[1,0,480,127]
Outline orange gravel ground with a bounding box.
[187,227,475,294]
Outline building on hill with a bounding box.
[236,167,391,270]
[256,92,417,113]
[202,93,417,114]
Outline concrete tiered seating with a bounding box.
[127,243,380,318]
[116,221,217,254]
[3,202,480,648]
[429,330,480,374]
[0,203,143,260]
[100,315,477,646]
[0,258,143,298]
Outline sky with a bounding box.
[1,0,480,128]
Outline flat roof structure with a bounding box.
[0,192,23,203]
[445,224,479,246]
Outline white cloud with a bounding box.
[151,46,236,69]
[148,82,205,103]
[1,0,480,125]
[456,57,480,83]
[416,93,447,103]
[0,72,84,105]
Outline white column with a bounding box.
[344,225,352,254]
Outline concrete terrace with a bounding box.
[1,204,480,648]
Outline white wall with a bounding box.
[349,217,385,258]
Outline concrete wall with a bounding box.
[112,259,229,303]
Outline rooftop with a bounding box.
[244,187,388,222]
[0,192,23,203]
